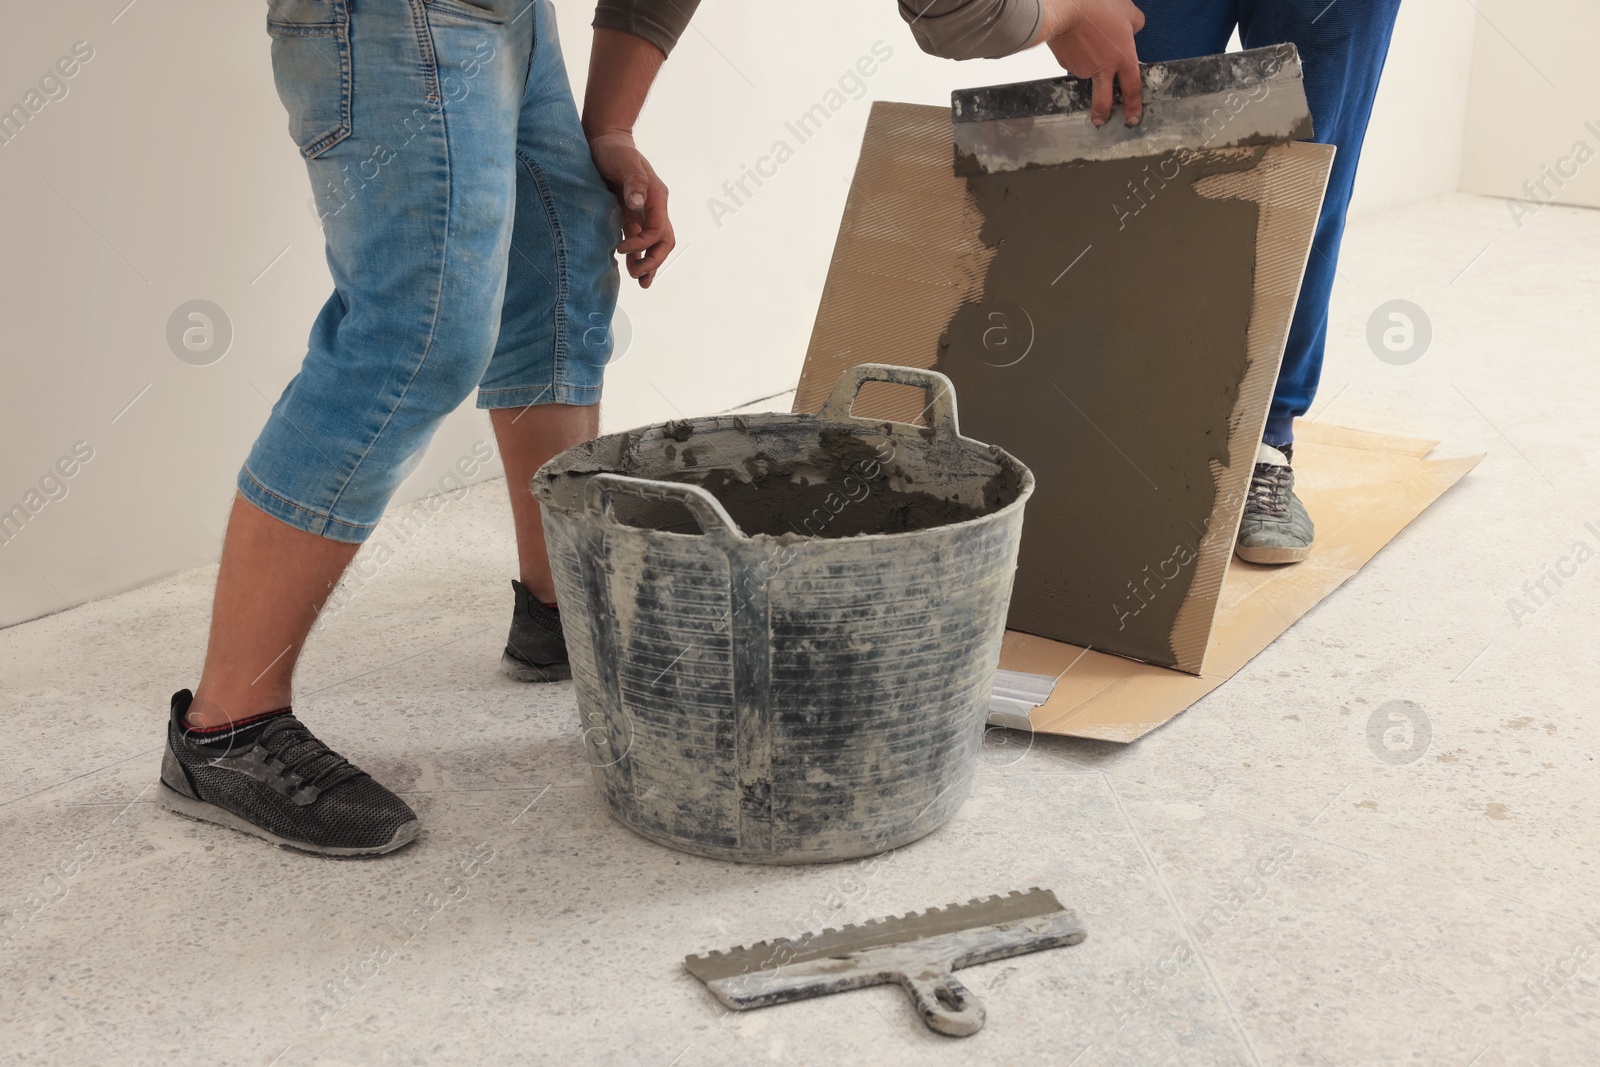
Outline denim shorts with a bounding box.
[241,0,621,543]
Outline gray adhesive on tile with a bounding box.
[933,148,1265,668]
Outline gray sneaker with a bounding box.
[158,690,420,856]
[1235,442,1314,564]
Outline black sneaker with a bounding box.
[501,579,571,682]
[158,690,419,856]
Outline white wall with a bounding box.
[1460,0,1600,212]
[1345,0,1479,219]
[0,0,517,629]
[555,3,1066,433]
[1,0,1480,628]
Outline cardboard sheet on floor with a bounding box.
[792,100,1336,675]
[994,421,1481,741]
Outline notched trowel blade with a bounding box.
[684,888,1087,1037]
[952,43,1314,174]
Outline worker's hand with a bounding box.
[587,129,673,289]
[1037,0,1146,128]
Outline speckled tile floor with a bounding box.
[3,193,1598,1066]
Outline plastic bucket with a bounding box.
[532,365,1034,863]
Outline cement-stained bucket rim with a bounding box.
[534,363,1035,543]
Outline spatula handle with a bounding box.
[899,972,986,1037]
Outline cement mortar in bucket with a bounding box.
[533,364,1034,864]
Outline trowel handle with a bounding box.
[898,971,987,1037]
[586,474,746,540]
[820,364,961,441]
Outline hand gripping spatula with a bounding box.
[950,43,1314,174]
[684,888,1086,1037]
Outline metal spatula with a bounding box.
[951,44,1314,174]
[685,888,1086,1036]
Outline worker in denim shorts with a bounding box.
[158,0,684,855]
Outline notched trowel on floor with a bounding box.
[951,42,1313,173]
[685,888,1086,1037]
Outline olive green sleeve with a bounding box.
[592,0,703,58]
[898,0,1042,60]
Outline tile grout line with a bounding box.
[0,747,162,812]
[1104,778,1265,1067]
[1042,742,1599,938]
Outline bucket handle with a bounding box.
[585,473,746,540]
[819,364,961,440]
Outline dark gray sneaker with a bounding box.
[1235,442,1314,564]
[158,690,419,856]
[502,579,571,682]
